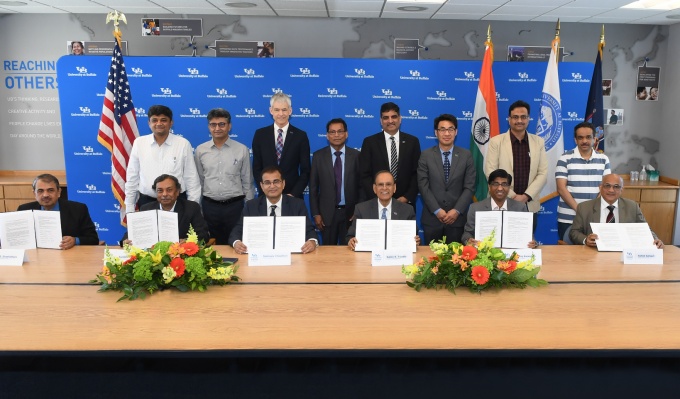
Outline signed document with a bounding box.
[386,220,417,253]
[274,216,306,253]
[475,211,532,249]
[242,216,274,251]
[591,223,656,252]
[127,210,179,249]
[0,210,37,249]
[33,210,62,249]
[354,219,385,252]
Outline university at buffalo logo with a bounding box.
[536,93,563,151]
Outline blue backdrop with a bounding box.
[57,56,592,245]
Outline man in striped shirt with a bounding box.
[556,122,611,243]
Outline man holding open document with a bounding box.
[346,171,420,251]
[462,169,537,249]
[570,174,663,249]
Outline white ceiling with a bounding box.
[0,0,678,25]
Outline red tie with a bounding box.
[606,205,615,223]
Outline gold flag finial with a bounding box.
[554,19,561,39]
[487,24,491,42]
[106,10,127,46]
[598,24,606,57]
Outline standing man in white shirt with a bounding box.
[124,104,201,213]
[195,108,255,244]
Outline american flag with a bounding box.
[97,40,140,223]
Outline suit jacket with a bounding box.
[461,197,528,244]
[569,196,657,244]
[345,198,417,242]
[417,145,476,230]
[359,131,421,203]
[309,146,361,224]
[252,124,311,198]
[121,197,210,244]
[484,131,548,212]
[228,195,316,245]
[18,198,99,245]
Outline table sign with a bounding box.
[248,250,291,266]
[106,249,132,263]
[0,249,28,266]
[371,249,412,266]
[501,248,542,265]
[622,248,663,264]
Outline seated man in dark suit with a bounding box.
[229,166,318,254]
[462,169,537,248]
[122,174,210,245]
[570,173,663,248]
[18,173,99,249]
[346,170,420,251]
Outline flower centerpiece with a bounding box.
[92,226,239,301]
[402,231,547,293]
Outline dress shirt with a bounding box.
[266,197,283,217]
[125,133,201,212]
[330,145,346,205]
[492,200,509,211]
[274,123,290,144]
[156,202,177,212]
[599,198,620,223]
[377,199,392,220]
[194,138,255,201]
[384,131,400,171]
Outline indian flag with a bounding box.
[536,34,563,201]
[471,36,499,201]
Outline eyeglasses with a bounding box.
[510,115,529,121]
[490,182,510,187]
[437,127,456,133]
[262,179,283,187]
[375,182,394,188]
[209,122,228,129]
[602,184,622,190]
[327,130,346,135]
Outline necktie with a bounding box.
[276,129,284,164]
[389,136,398,181]
[443,151,451,183]
[334,151,342,205]
[270,204,277,217]
[381,207,388,220]
[606,205,615,223]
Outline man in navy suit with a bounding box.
[309,118,362,245]
[229,166,318,254]
[251,92,311,198]
[359,102,421,205]
[346,171,420,250]
[17,173,99,249]
[418,113,476,244]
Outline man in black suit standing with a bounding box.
[251,92,311,198]
[346,171,420,250]
[359,102,421,205]
[418,114,476,244]
[122,174,210,244]
[309,118,361,245]
[229,166,318,254]
[18,173,99,249]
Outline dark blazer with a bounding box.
[309,145,361,224]
[359,131,421,203]
[18,198,99,245]
[417,145,476,231]
[252,124,311,198]
[228,195,316,244]
[569,196,657,244]
[461,197,528,244]
[121,197,210,244]
[345,198,416,242]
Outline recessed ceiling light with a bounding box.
[0,1,27,5]
[225,2,257,7]
[398,6,427,11]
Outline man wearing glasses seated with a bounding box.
[462,169,537,248]
[229,166,318,254]
[570,174,664,248]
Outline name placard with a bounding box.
[371,250,413,267]
[248,250,291,266]
[0,249,28,266]
[501,248,542,265]
[623,248,663,264]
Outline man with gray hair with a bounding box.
[251,92,311,198]
[195,108,254,244]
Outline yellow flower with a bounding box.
[207,266,235,280]
[162,266,177,283]
[186,225,199,244]
[150,249,163,265]
[430,242,448,256]
[516,254,536,270]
